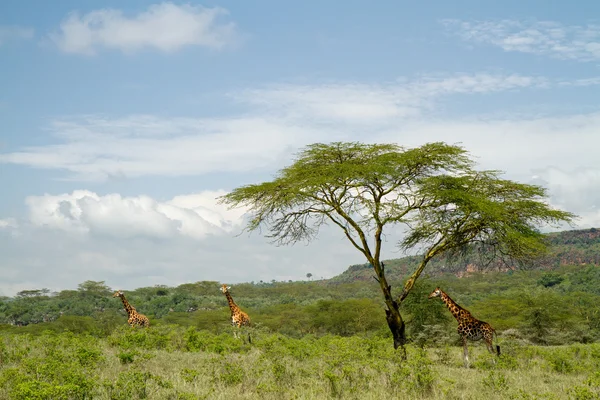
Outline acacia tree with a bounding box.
[219,141,575,351]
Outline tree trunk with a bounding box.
[372,260,407,353]
[385,302,406,351]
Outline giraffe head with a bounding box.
[112,290,124,298]
[220,284,231,294]
[428,287,442,299]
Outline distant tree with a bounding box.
[16,289,50,298]
[220,141,575,352]
[77,281,112,296]
[306,273,313,281]
[75,281,113,315]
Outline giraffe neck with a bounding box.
[440,290,468,321]
[120,295,136,317]
[224,291,239,313]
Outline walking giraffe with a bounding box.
[428,287,499,367]
[113,290,150,328]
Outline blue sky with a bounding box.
[0,1,599,295]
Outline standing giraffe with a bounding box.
[113,290,150,328]
[220,284,250,327]
[220,284,251,343]
[428,287,499,367]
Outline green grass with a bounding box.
[0,326,599,399]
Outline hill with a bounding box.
[329,227,600,284]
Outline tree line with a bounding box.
[1,264,600,346]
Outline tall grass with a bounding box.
[0,326,598,399]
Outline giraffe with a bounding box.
[220,284,250,327]
[113,290,150,328]
[428,287,500,367]
[220,284,251,342]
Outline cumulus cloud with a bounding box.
[24,189,246,240]
[442,19,600,62]
[48,3,237,55]
[0,26,34,45]
[0,199,363,296]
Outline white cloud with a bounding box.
[443,19,600,62]
[0,218,18,229]
[49,3,237,55]
[0,201,361,296]
[0,115,320,181]
[371,113,600,228]
[558,77,600,87]
[375,112,600,173]
[530,167,600,228]
[24,189,246,240]
[0,72,596,184]
[0,72,553,182]
[235,73,547,124]
[0,26,34,45]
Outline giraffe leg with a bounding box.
[485,338,495,354]
[462,336,470,368]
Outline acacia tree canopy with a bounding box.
[219,141,576,350]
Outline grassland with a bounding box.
[1,325,599,400]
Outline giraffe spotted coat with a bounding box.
[429,287,499,366]
[113,290,150,328]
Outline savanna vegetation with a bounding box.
[1,252,600,398]
[2,326,600,399]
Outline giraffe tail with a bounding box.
[493,329,501,356]
[245,320,252,344]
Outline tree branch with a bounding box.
[325,213,370,259]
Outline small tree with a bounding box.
[306,273,313,281]
[220,141,575,351]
